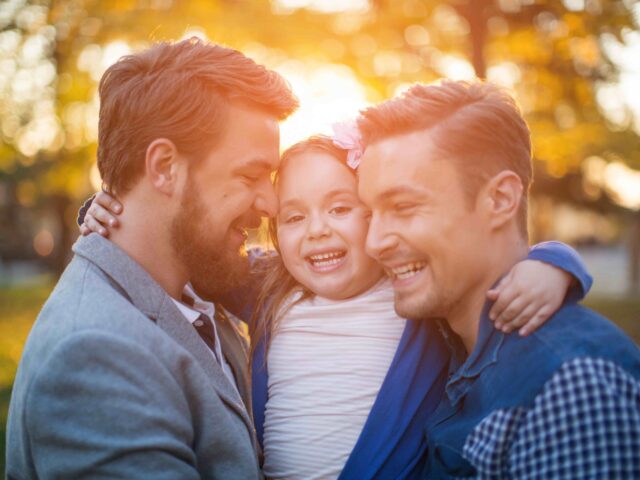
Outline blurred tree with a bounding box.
[0,0,638,286]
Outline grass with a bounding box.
[0,280,53,476]
[0,281,638,475]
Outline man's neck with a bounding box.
[448,237,529,355]
[108,198,188,300]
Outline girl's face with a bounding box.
[276,151,384,300]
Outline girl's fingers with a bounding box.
[486,286,500,301]
[500,302,539,332]
[84,214,108,237]
[487,271,511,300]
[95,190,122,214]
[519,307,552,336]
[488,282,516,322]
[88,203,119,228]
[494,295,527,330]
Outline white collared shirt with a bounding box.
[171,283,239,393]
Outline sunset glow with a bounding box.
[275,62,371,148]
[1,4,640,476]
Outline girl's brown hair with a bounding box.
[249,135,351,361]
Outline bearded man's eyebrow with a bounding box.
[243,158,274,171]
[234,158,274,174]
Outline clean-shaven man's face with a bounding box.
[357,130,491,320]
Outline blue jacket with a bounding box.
[422,298,640,479]
[245,242,593,480]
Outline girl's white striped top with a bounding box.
[262,279,406,480]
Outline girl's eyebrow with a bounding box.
[324,188,358,200]
[278,197,304,211]
[278,188,357,213]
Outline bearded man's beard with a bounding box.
[170,184,249,301]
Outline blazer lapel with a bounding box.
[154,297,253,425]
[214,306,253,417]
[72,234,256,445]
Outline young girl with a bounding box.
[81,136,591,479]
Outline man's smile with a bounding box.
[385,261,427,287]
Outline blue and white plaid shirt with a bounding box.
[464,357,640,479]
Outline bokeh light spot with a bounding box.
[33,229,54,257]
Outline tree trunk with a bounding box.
[453,0,491,78]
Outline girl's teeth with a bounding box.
[309,251,343,261]
[308,251,346,267]
[313,257,342,266]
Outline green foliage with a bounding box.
[1,0,638,201]
[0,0,639,266]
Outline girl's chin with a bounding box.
[313,288,352,301]
[297,268,385,298]
[307,278,371,301]
[300,276,349,299]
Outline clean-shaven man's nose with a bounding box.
[365,213,396,261]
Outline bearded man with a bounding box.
[6,38,297,479]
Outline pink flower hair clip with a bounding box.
[331,120,364,170]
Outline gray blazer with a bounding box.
[6,234,261,479]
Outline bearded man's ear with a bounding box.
[145,138,182,196]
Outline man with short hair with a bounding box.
[357,80,640,479]
[7,38,297,479]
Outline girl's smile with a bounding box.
[305,248,348,272]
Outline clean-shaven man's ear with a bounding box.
[482,170,523,231]
[145,138,183,196]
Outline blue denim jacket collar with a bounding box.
[438,299,505,407]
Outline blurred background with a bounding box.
[1,0,639,472]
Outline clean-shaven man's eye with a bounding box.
[394,202,417,213]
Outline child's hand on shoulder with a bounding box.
[79,191,122,237]
[486,260,574,336]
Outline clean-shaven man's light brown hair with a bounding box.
[357,79,532,236]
